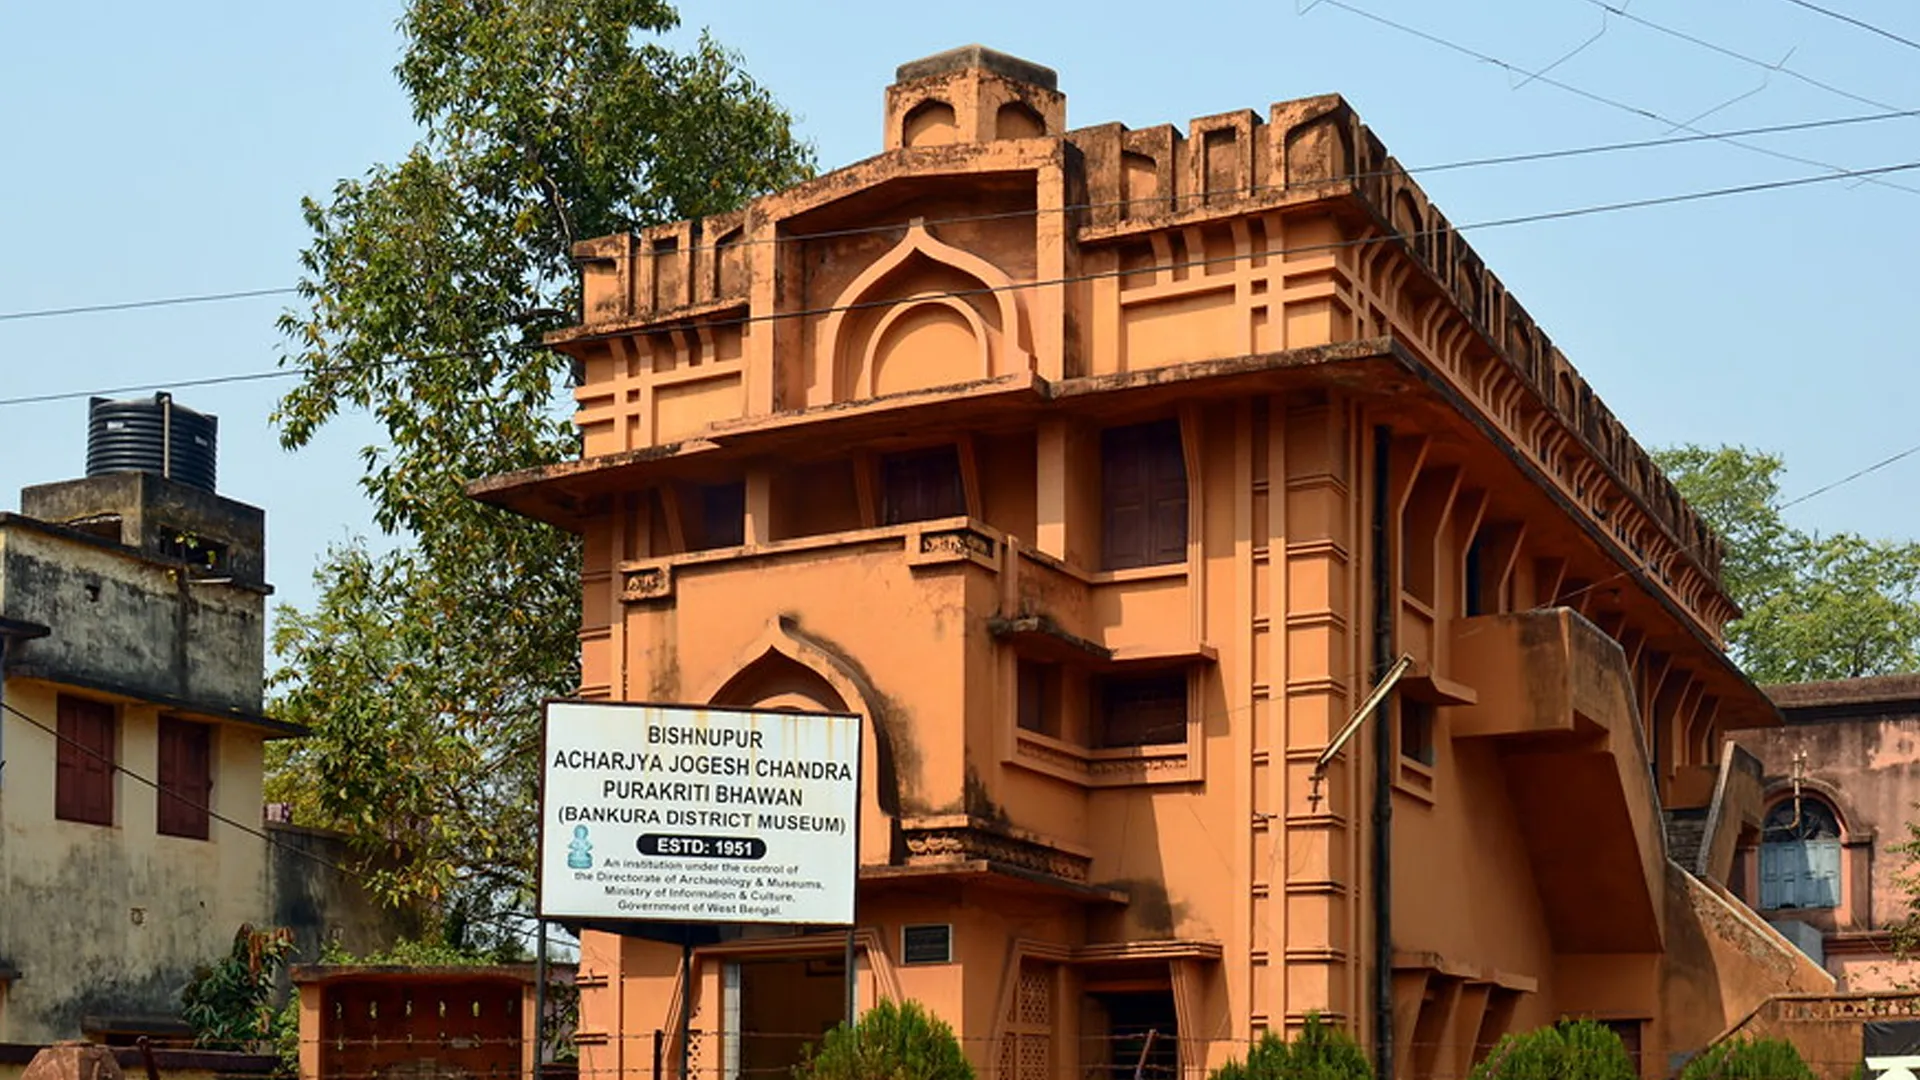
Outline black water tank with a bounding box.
[86,393,218,492]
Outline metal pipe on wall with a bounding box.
[1371,424,1396,1079]
[0,638,8,791]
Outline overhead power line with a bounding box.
[1779,444,1920,510]
[1577,0,1907,115]
[5,104,1920,327]
[1779,0,1920,53]
[0,695,545,948]
[3,153,1919,411]
[1310,0,1920,196]
[0,286,299,324]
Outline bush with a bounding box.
[795,999,973,1080]
[1208,1014,1373,1080]
[1469,1020,1635,1080]
[1678,1037,1816,1080]
[180,924,295,1051]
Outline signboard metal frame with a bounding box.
[536,697,864,930]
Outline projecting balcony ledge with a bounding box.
[860,861,1129,904]
[469,339,1400,528]
[1447,609,1667,953]
[988,613,1217,671]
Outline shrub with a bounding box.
[795,999,973,1080]
[1208,1014,1373,1080]
[1469,1020,1635,1080]
[180,924,295,1051]
[1678,1037,1816,1080]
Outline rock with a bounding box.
[21,1042,125,1080]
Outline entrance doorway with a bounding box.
[726,956,850,1080]
[1082,988,1179,1080]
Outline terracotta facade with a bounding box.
[477,47,1831,1079]
[1730,677,1920,992]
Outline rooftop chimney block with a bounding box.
[886,45,1064,150]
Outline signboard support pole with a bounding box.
[679,929,695,1080]
[535,919,549,1073]
[842,924,856,1030]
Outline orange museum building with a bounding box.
[476,47,1830,1080]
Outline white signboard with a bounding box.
[539,701,861,926]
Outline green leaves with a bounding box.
[1656,445,1920,684]
[1468,1021,1636,1080]
[180,925,295,1051]
[1207,1014,1373,1080]
[795,1000,975,1080]
[269,0,813,947]
[1676,1036,1816,1080]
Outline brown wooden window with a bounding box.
[55,695,115,826]
[881,446,966,525]
[1399,698,1436,766]
[1101,420,1187,570]
[1600,1019,1643,1075]
[157,717,213,840]
[1094,672,1188,749]
[694,482,746,550]
[1016,661,1061,738]
[1464,535,1486,616]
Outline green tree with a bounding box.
[1676,1035,1815,1080]
[180,924,295,1051]
[1468,1020,1635,1080]
[794,1000,974,1080]
[1656,445,1920,684]
[1208,1014,1373,1080]
[267,0,813,948]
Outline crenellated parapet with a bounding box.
[1060,95,1728,629]
[545,67,1734,641]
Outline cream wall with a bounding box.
[0,676,269,1043]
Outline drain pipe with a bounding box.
[1371,425,1396,1079]
[0,636,7,790]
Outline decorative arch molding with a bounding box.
[862,294,993,399]
[694,615,907,829]
[1759,778,1854,840]
[820,219,1032,401]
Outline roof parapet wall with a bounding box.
[555,84,1729,622]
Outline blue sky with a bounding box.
[4,1,1918,622]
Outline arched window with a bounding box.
[1759,796,1842,910]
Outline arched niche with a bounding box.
[902,99,958,148]
[820,220,1031,403]
[697,620,902,868]
[710,650,850,713]
[995,100,1046,140]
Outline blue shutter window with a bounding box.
[1759,798,1842,911]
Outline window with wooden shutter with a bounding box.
[1101,420,1187,570]
[880,446,966,525]
[695,482,746,550]
[158,716,213,840]
[55,695,115,826]
[1094,672,1188,749]
[1759,797,1842,910]
[1016,661,1060,738]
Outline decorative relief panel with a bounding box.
[620,563,673,604]
[900,818,1091,883]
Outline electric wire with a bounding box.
[1536,434,1920,613]
[0,695,546,948]
[1575,0,1909,115]
[4,153,1919,411]
[1779,0,1920,53]
[1310,0,1920,196]
[6,104,1920,326]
